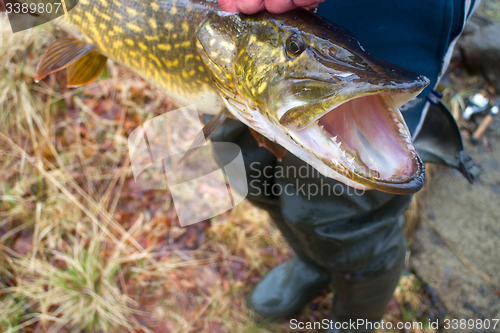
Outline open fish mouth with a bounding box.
[293,89,426,194]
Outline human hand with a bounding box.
[218,0,324,14]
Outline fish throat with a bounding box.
[317,93,421,182]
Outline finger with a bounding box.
[218,0,239,12]
[293,0,324,8]
[264,0,297,14]
[236,0,265,14]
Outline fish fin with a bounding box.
[66,50,107,87]
[35,37,95,82]
[177,108,229,165]
[249,128,288,161]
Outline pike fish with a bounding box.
[32,0,430,194]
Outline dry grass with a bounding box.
[0,14,439,333]
[0,15,153,332]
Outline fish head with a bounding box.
[199,9,430,194]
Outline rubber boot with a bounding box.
[246,256,331,319]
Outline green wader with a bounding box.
[209,118,410,332]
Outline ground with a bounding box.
[0,2,499,333]
[408,3,500,325]
[409,16,500,331]
[411,138,500,331]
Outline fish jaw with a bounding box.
[282,90,427,193]
[226,87,427,194]
[265,72,429,194]
[221,81,428,193]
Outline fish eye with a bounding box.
[286,34,304,57]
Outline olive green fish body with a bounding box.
[64,0,228,114]
[41,0,432,194]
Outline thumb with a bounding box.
[218,0,239,12]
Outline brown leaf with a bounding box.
[153,322,170,333]
[14,233,32,255]
[208,321,223,332]
[386,297,401,317]
[222,278,231,292]
[93,100,122,120]
[167,272,183,291]
[180,279,197,290]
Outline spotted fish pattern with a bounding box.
[64,0,224,113]
[36,0,430,194]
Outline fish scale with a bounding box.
[63,0,225,113]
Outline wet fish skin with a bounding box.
[37,0,429,193]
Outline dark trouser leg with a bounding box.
[274,153,410,331]
[212,119,310,261]
[328,216,407,332]
[209,118,330,319]
[207,116,318,264]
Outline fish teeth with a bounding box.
[390,111,399,122]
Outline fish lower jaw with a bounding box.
[222,97,369,189]
[291,126,425,194]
